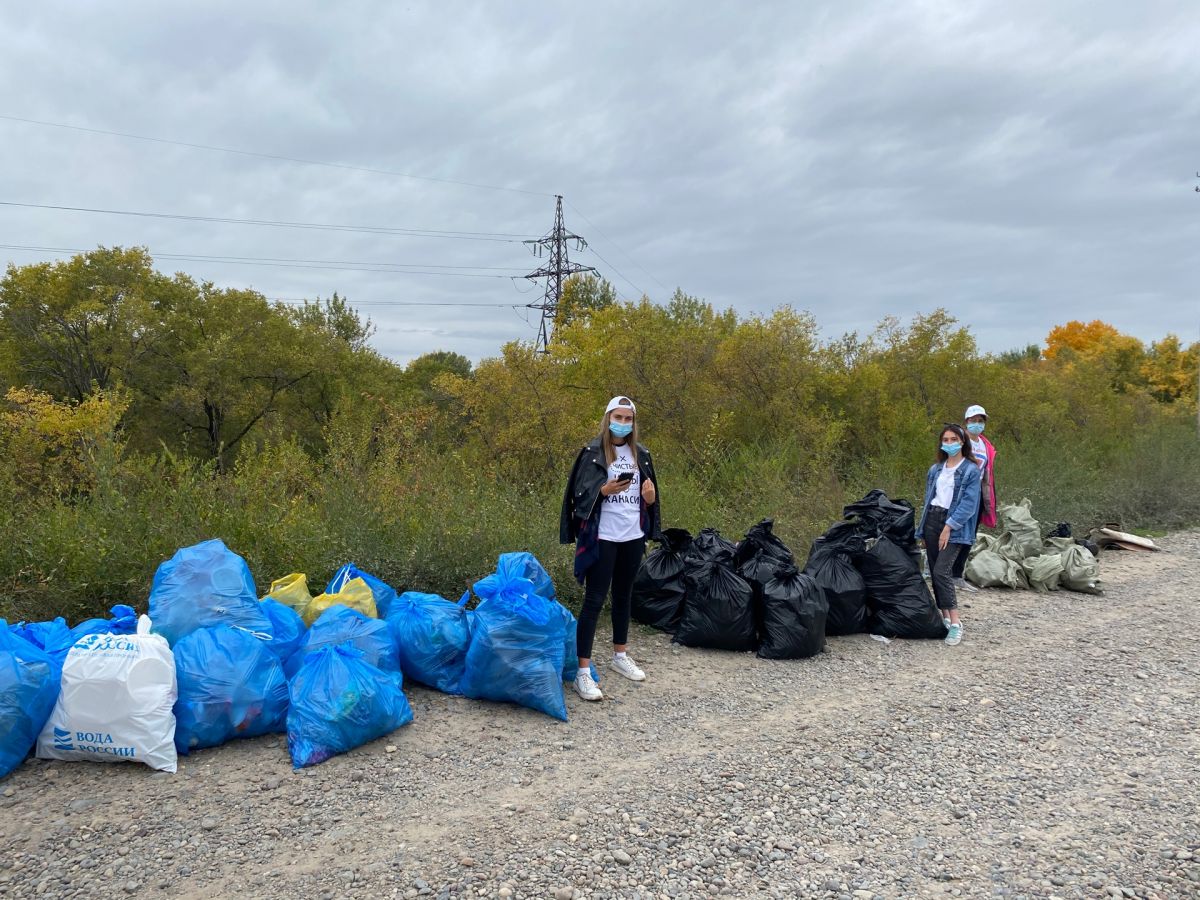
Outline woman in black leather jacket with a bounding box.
[559,396,661,701]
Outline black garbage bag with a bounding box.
[843,490,917,547]
[631,528,694,633]
[857,536,947,640]
[673,561,757,652]
[757,564,827,660]
[810,520,867,558]
[802,548,867,636]
[735,518,795,567]
[687,528,736,566]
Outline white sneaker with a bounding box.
[954,577,979,594]
[942,617,952,631]
[945,623,963,646]
[574,671,603,701]
[610,654,646,682]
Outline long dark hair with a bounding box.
[937,423,977,464]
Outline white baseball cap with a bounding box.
[964,404,987,419]
[605,395,636,415]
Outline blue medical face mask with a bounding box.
[966,422,985,435]
[941,442,962,457]
[608,421,633,438]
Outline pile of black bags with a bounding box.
[803,490,948,640]
[632,520,828,659]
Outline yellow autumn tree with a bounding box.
[0,387,130,496]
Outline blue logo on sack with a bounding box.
[53,726,74,751]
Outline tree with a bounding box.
[1043,320,1146,393]
[0,247,189,402]
[554,275,617,331]
[1141,335,1199,404]
[125,284,316,467]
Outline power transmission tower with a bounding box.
[524,194,596,353]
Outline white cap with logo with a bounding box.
[964,404,987,419]
[606,396,636,415]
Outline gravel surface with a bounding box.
[2,532,1198,899]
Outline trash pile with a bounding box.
[803,490,948,640]
[966,499,1103,594]
[1,542,594,781]
[632,519,828,659]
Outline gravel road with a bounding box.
[2,532,1198,900]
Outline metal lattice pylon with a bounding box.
[524,195,596,353]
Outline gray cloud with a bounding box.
[1,0,1196,364]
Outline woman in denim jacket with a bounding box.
[917,424,981,646]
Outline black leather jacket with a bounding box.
[559,437,661,544]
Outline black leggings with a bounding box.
[577,538,646,660]
[923,506,966,611]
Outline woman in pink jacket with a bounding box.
[953,404,997,591]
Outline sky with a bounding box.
[0,0,1196,363]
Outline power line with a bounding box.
[0,114,669,293]
[0,200,537,242]
[0,243,527,278]
[582,244,647,300]
[565,199,669,294]
[0,113,551,198]
[271,296,526,308]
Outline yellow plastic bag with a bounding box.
[303,576,378,626]
[262,573,314,613]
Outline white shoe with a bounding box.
[954,577,979,594]
[942,617,952,631]
[574,671,603,701]
[610,654,646,682]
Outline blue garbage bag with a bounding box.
[10,606,142,674]
[260,600,306,664]
[285,605,398,679]
[461,567,568,721]
[384,591,472,694]
[149,540,271,646]
[287,644,413,769]
[481,552,556,603]
[326,564,399,618]
[173,625,289,754]
[9,618,73,672]
[70,604,138,640]
[0,623,60,780]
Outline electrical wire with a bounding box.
[0,114,551,198]
[1,115,669,291]
[270,295,524,308]
[566,199,669,293]
[0,242,527,278]
[0,200,537,242]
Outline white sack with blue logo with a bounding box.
[36,615,178,773]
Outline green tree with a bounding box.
[0,247,190,401]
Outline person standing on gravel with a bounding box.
[952,404,997,594]
[560,395,661,701]
[918,423,982,646]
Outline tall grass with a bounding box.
[2,413,1196,624]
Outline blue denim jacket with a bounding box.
[918,459,982,544]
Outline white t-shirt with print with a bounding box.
[970,436,988,475]
[598,443,644,542]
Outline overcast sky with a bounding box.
[0,1,1196,363]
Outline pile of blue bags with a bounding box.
[2,541,592,781]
